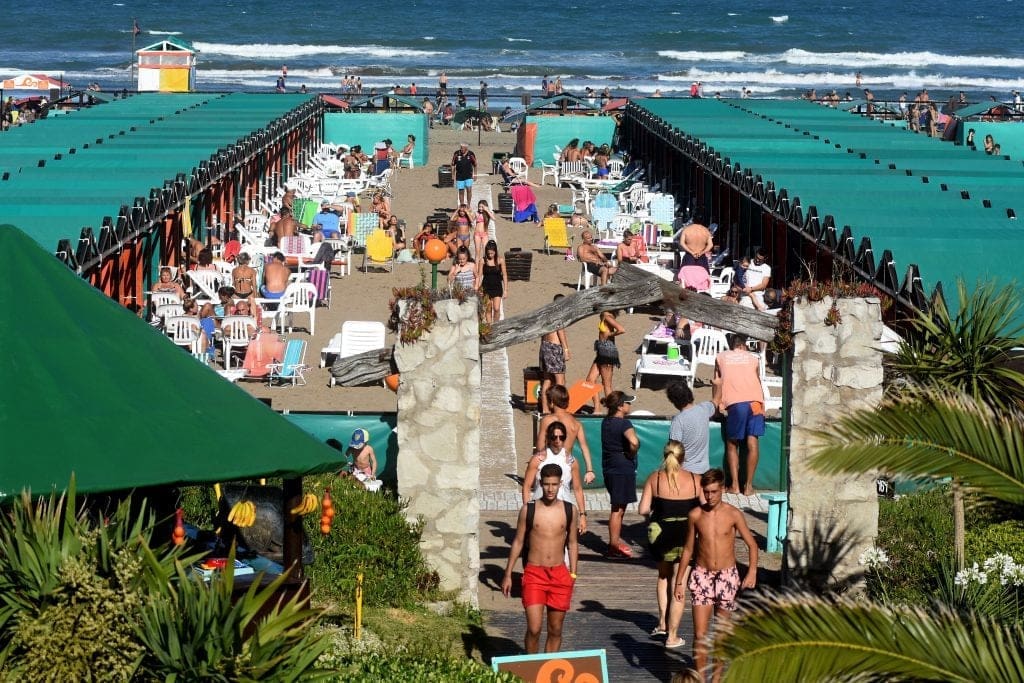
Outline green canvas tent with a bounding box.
[0,225,346,498]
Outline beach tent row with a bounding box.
[622,98,1024,320]
[0,92,323,304]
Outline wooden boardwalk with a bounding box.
[478,510,699,681]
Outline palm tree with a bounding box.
[713,280,1024,682]
[889,279,1024,414]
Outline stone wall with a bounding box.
[788,297,882,589]
[393,297,481,607]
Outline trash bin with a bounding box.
[437,164,454,188]
[505,248,533,281]
[523,366,542,406]
[498,192,514,214]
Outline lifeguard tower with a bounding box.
[136,37,197,92]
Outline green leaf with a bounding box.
[718,593,1024,682]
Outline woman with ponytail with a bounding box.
[638,440,704,649]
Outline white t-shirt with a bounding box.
[743,261,772,308]
[531,448,575,504]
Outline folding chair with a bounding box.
[363,229,396,273]
[267,339,309,387]
[542,217,573,255]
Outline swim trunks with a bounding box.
[725,401,766,441]
[688,564,740,611]
[521,563,574,612]
[456,178,475,191]
[586,261,605,276]
[260,285,285,300]
[540,340,566,374]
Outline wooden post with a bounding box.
[282,476,304,580]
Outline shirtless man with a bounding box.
[535,385,596,485]
[503,463,580,654]
[681,222,715,271]
[539,294,570,414]
[576,230,617,285]
[281,187,296,212]
[674,468,758,682]
[270,207,300,247]
[261,252,290,299]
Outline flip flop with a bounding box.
[649,627,667,637]
[665,639,686,649]
[605,546,630,559]
[615,542,633,558]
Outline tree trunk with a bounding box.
[330,264,779,386]
[953,479,965,571]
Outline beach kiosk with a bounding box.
[136,36,197,92]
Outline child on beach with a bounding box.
[344,428,382,492]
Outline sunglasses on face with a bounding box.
[549,433,566,441]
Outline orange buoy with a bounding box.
[384,373,400,392]
[423,237,447,263]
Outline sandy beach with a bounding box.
[242,123,704,468]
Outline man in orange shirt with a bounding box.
[712,334,765,496]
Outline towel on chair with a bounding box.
[679,265,711,292]
[509,184,537,211]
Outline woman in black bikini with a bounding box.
[231,252,257,301]
[638,440,704,649]
[476,239,508,324]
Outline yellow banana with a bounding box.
[289,493,320,516]
[227,501,240,524]
[246,501,257,527]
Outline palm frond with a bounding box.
[810,392,1024,505]
[718,593,1024,682]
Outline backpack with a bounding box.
[522,500,574,567]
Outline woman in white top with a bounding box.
[521,420,587,534]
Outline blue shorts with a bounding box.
[725,401,766,441]
[604,472,637,507]
[261,285,285,300]
[596,167,609,177]
[456,178,474,190]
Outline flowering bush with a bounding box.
[955,553,1024,588]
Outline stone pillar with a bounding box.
[393,298,481,607]
[788,297,882,590]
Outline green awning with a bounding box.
[0,225,346,498]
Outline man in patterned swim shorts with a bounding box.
[502,463,580,653]
[674,468,758,681]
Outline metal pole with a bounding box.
[431,262,439,289]
[130,18,137,90]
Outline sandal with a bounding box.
[665,638,686,649]
[650,626,667,637]
[606,543,633,559]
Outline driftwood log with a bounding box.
[330,264,778,387]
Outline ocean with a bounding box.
[2,0,1024,103]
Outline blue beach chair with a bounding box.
[267,339,308,387]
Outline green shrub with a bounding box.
[135,552,331,680]
[0,482,334,681]
[967,520,1024,564]
[872,486,954,605]
[304,474,435,608]
[328,653,520,682]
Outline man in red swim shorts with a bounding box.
[674,468,758,681]
[502,463,580,653]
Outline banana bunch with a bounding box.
[290,493,320,516]
[228,500,257,528]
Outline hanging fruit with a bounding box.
[173,508,186,546]
[320,488,334,535]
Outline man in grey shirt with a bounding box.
[667,382,716,474]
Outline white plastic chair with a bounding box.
[164,316,205,360]
[221,315,257,369]
[690,328,730,386]
[325,320,387,386]
[577,261,596,291]
[607,158,625,179]
[397,150,414,169]
[540,160,559,186]
[186,270,223,302]
[709,267,734,298]
[277,282,318,336]
[150,291,182,309]
[153,303,185,327]
[508,157,529,183]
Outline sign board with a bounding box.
[492,649,608,682]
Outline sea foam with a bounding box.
[191,42,446,59]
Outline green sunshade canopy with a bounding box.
[0,226,346,498]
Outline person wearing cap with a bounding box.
[451,142,477,207]
[600,390,639,558]
[345,429,381,491]
[313,202,342,239]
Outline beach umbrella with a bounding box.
[1,73,68,90]
[451,108,489,144]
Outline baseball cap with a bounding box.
[349,428,369,448]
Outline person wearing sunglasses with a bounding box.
[521,420,587,535]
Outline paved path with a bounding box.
[477,348,779,681]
